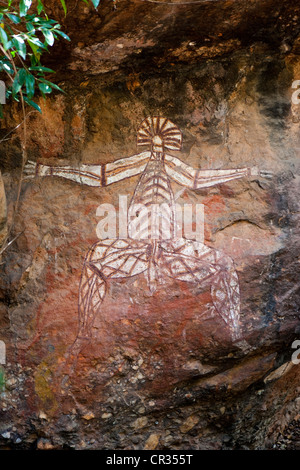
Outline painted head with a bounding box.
[137,117,182,153]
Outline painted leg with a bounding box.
[210,251,241,340]
[160,239,241,340]
[61,243,108,378]
[62,238,150,377]
[77,238,149,339]
[77,248,107,339]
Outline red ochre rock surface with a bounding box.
[0,0,300,451]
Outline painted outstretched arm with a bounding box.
[164,154,272,189]
[24,151,151,187]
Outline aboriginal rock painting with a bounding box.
[25,117,268,349]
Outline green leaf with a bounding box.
[12,69,26,96]
[37,0,44,15]
[1,61,13,74]
[12,36,27,60]
[23,96,41,113]
[18,68,27,84]
[0,27,10,51]
[38,82,51,94]
[26,22,35,33]
[39,78,64,93]
[27,38,40,60]
[20,0,32,17]
[91,0,100,8]
[53,29,70,41]
[3,22,14,37]
[60,0,67,15]
[5,13,21,24]
[42,28,54,46]
[27,36,47,49]
[29,65,54,73]
[25,72,35,98]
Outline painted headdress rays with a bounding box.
[137,117,182,152]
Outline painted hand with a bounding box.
[259,169,273,179]
[23,160,37,179]
[250,166,273,179]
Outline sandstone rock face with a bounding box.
[0,0,300,450]
[0,171,7,252]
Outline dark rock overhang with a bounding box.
[43,0,300,79]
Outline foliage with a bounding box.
[0,1,100,255]
[0,0,100,116]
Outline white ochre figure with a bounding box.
[24,117,271,346]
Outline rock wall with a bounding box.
[0,0,300,450]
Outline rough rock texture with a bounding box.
[0,0,300,450]
[0,172,7,251]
